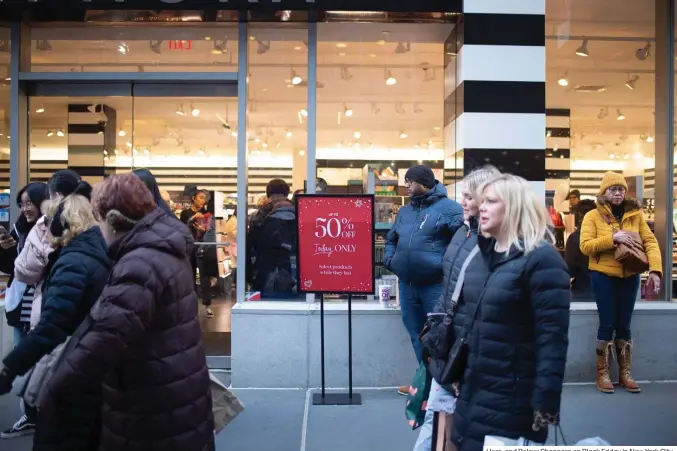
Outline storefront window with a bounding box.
[245,24,308,301]
[316,22,452,302]
[546,0,657,301]
[29,24,238,73]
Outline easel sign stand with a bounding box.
[295,194,375,407]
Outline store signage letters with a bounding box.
[296,195,374,294]
[168,40,192,50]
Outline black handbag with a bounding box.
[423,246,479,385]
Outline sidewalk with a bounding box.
[0,383,675,450]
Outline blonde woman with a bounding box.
[415,165,500,451]
[449,174,570,451]
[579,171,661,394]
[0,185,112,451]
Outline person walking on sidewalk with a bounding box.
[413,165,500,451]
[450,174,570,451]
[385,165,463,395]
[579,171,662,394]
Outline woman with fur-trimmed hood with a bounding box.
[579,171,662,395]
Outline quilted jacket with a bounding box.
[14,215,55,328]
[47,208,214,451]
[449,235,570,451]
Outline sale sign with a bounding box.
[296,195,375,294]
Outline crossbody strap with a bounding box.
[450,245,480,307]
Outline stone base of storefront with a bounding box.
[231,302,677,388]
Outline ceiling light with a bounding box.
[343,104,353,117]
[647,135,654,143]
[117,42,129,55]
[144,148,150,155]
[291,69,303,85]
[633,152,643,160]
[616,109,625,121]
[371,103,381,115]
[377,40,386,46]
[232,131,238,138]
[353,131,361,139]
[56,129,64,137]
[256,40,271,54]
[395,42,411,54]
[575,38,589,57]
[199,148,205,155]
[46,130,53,137]
[557,72,568,87]
[205,36,212,41]
[384,69,397,86]
[400,131,407,139]
[176,104,185,116]
[299,149,305,156]
[150,40,163,54]
[340,67,353,81]
[294,46,302,51]
[299,108,308,117]
[35,105,45,113]
[636,42,651,61]
[126,141,133,147]
[280,10,292,21]
[118,128,126,136]
[413,103,423,114]
[191,104,200,117]
[336,43,347,48]
[598,107,609,119]
[212,40,228,55]
[286,129,292,138]
[35,40,52,52]
[625,74,640,90]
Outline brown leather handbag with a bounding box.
[601,214,650,273]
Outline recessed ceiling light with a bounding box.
[336,43,347,48]
[35,106,45,113]
[353,131,361,139]
[294,46,302,50]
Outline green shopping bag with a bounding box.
[405,361,433,430]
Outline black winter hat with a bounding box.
[266,179,290,197]
[404,165,436,189]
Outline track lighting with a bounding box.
[636,42,651,61]
[343,104,353,117]
[616,109,625,121]
[286,129,293,138]
[117,42,129,55]
[35,40,52,52]
[291,69,303,85]
[56,129,64,137]
[384,69,397,86]
[118,128,126,137]
[150,40,163,54]
[35,105,45,114]
[340,67,353,81]
[371,103,380,115]
[353,131,361,139]
[191,104,200,117]
[575,38,588,57]
[399,131,407,139]
[299,108,308,117]
[176,104,185,116]
[557,72,568,87]
[256,40,271,54]
[598,108,609,119]
[395,42,411,54]
[625,74,639,90]
[647,135,654,143]
[212,40,228,55]
[46,130,53,137]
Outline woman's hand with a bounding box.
[0,235,16,249]
[647,272,661,294]
[612,231,633,245]
[532,410,559,431]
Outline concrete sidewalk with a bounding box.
[0,383,674,450]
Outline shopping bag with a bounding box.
[209,371,245,434]
[405,362,432,430]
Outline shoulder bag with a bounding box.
[422,245,479,385]
[600,214,649,274]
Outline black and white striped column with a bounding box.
[545,108,571,204]
[67,104,117,184]
[453,0,546,199]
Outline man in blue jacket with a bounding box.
[385,165,463,395]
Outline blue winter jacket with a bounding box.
[385,182,463,285]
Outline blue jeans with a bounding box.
[399,281,443,363]
[413,379,456,451]
[590,271,640,341]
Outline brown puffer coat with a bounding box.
[46,208,214,451]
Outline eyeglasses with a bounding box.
[607,186,626,194]
[18,201,35,210]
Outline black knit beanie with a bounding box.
[404,165,436,189]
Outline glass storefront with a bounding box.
[4,0,677,366]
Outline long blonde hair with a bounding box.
[43,195,96,247]
[481,174,554,255]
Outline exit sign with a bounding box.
[168,40,193,50]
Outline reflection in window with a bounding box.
[245,24,308,301]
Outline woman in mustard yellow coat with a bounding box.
[579,171,662,395]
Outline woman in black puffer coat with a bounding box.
[448,174,570,451]
[0,185,112,451]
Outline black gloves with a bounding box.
[532,410,560,431]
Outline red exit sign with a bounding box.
[168,40,193,51]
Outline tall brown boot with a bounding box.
[595,340,614,393]
[616,339,641,393]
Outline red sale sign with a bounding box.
[296,195,375,294]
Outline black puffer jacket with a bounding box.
[47,208,213,451]
[435,217,479,315]
[450,235,570,451]
[3,227,112,451]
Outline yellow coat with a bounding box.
[579,198,662,278]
